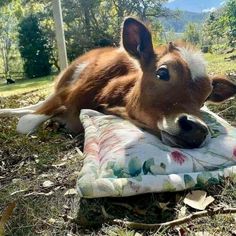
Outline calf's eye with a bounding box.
[156,65,170,81]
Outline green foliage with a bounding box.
[59,0,169,61]
[224,0,236,47]
[183,23,200,45]
[202,0,236,52]
[0,0,12,7]
[0,0,24,78]
[18,14,52,78]
[0,0,171,73]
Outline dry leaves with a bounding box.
[42,180,54,188]
[195,232,211,236]
[158,202,170,211]
[64,188,77,196]
[0,202,16,236]
[177,206,187,218]
[183,190,215,210]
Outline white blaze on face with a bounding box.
[177,47,207,80]
[72,62,90,81]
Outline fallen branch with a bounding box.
[111,207,236,230]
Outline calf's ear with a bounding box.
[122,17,155,63]
[207,76,236,103]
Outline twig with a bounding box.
[111,207,236,230]
[75,147,83,156]
[24,191,54,197]
[217,105,236,115]
[101,206,113,219]
[11,189,29,196]
[112,202,147,215]
[112,202,133,211]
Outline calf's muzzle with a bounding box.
[161,114,209,149]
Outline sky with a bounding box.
[165,0,225,13]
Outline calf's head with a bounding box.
[122,18,236,148]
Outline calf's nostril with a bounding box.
[199,124,208,136]
[178,115,193,132]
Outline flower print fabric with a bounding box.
[77,107,236,198]
[170,151,187,165]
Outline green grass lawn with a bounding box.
[0,75,54,97]
[0,53,236,236]
[204,52,236,75]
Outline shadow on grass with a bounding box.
[76,192,181,228]
[76,179,230,231]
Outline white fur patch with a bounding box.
[17,114,50,134]
[177,47,207,80]
[0,108,34,117]
[0,101,44,117]
[72,62,89,81]
[0,95,53,117]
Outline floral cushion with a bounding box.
[76,108,236,198]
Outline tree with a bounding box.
[0,0,23,80]
[1,0,171,74]
[223,0,236,47]
[202,0,236,51]
[18,14,52,78]
[183,23,200,45]
[59,0,169,61]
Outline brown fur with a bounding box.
[16,17,236,148]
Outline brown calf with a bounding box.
[1,17,236,148]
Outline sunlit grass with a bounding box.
[0,75,54,97]
[204,52,236,75]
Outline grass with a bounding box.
[204,52,236,76]
[0,76,54,97]
[0,53,236,236]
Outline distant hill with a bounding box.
[160,11,207,33]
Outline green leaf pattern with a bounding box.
[77,108,236,198]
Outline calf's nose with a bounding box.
[177,115,209,148]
